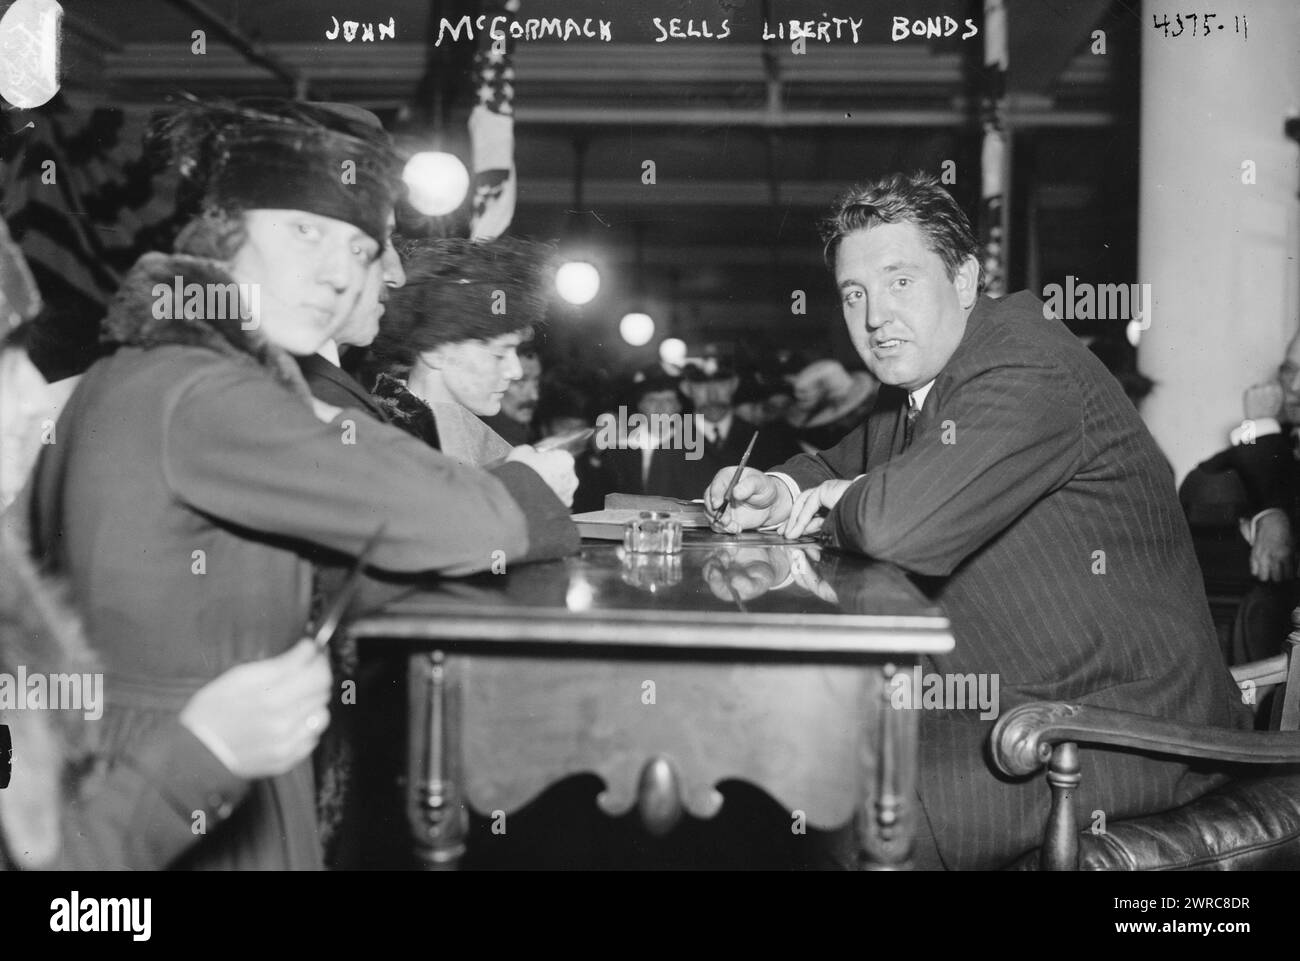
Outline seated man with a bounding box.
[706,172,1249,869]
[1188,380,1299,665]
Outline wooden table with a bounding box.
[346,536,952,869]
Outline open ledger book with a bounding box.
[570,494,711,540]
[571,494,809,543]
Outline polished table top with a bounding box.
[350,538,953,658]
[348,537,952,860]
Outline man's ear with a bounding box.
[954,255,980,310]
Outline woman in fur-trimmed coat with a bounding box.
[12,98,577,870]
[364,237,554,467]
[13,247,577,870]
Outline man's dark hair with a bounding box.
[820,172,983,290]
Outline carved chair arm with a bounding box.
[991,701,1300,779]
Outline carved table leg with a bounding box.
[857,664,918,870]
[407,650,467,870]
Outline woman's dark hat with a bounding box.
[370,237,556,369]
[150,97,403,245]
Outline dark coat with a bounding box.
[297,353,390,423]
[15,252,578,870]
[0,524,237,870]
[776,292,1250,869]
[1194,430,1297,522]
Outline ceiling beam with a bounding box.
[162,0,308,96]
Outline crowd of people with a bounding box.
[0,93,1283,871]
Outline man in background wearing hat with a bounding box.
[600,372,691,498]
[680,359,801,483]
[481,342,543,447]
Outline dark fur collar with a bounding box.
[371,373,441,449]
[102,252,314,407]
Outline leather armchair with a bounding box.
[992,626,1300,870]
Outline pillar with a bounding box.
[1137,0,1300,484]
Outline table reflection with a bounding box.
[361,539,942,626]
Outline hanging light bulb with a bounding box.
[659,338,687,368]
[403,151,470,216]
[619,312,655,346]
[553,137,604,306]
[556,260,601,305]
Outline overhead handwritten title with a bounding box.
[436,16,613,45]
[429,15,981,46]
[326,17,396,42]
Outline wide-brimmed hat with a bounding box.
[787,359,877,428]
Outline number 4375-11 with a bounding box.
[1152,14,1247,38]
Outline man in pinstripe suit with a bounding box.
[706,172,1250,869]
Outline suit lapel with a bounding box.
[866,386,909,466]
[301,356,388,421]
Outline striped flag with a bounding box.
[468,0,520,240]
[1,100,176,378]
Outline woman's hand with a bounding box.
[180,639,333,778]
[507,445,578,507]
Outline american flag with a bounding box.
[468,0,520,240]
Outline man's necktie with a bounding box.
[903,395,919,450]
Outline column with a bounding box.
[1137,0,1300,484]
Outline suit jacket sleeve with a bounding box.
[55,721,250,870]
[771,424,868,489]
[1196,433,1293,516]
[161,361,577,575]
[829,359,1083,577]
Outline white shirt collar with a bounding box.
[909,380,936,411]
[695,411,733,443]
[316,339,341,367]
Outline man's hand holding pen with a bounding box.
[704,467,792,533]
[704,468,854,540]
